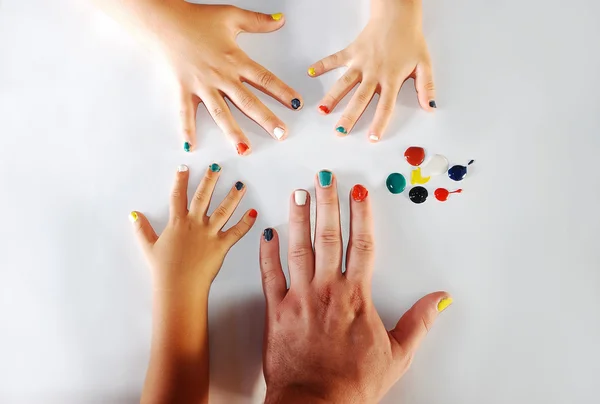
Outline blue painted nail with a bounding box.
[263,228,274,242]
[335,126,347,135]
[318,170,333,188]
[183,142,191,152]
[235,181,244,191]
[291,98,301,110]
[209,163,221,172]
[429,100,437,108]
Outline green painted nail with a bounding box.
[209,163,221,172]
[183,142,191,152]
[318,170,333,188]
[335,126,347,135]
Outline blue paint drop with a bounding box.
[448,160,474,181]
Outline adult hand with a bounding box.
[308,0,435,142]
[259,172,452,403]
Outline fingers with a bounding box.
[318,70,360,117]
[189,164,222,218]
[367,87,398,143]
[179,89,200,152]
[260,227,287,310]
[308,50,348,77]
[288,189,315,288]
[221,208,258,246]
[390,292,452,360]
[345,185,375,283]
[242,59,303,113]
[209,180,247,230]
[314,170,343,280]
[201,91,252,155]
[334,81,377,136]
[129,211,158,253]
[235,8,285,34]
[414,61,436,111]
[170,165,190,220]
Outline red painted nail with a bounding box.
[351,184,369,202]
[249,209,258,218]
[236,143,249,155]
[318,105,330,114]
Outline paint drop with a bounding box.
[448,160,475,181]
[421,154,449,177]
[409,186,428,204]
[404,146,425,166]
[410,167,430,185]
[434,188,463,202]
[386,173,406,194]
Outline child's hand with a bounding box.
[308,0,434,141]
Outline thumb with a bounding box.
[129,211,158,253]
[414,61,437,111]
[389,292,452,360]
[236,8,285,33]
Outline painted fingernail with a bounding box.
[335,126,347,135]
[129,211,138,223]
[437,297,453,312]
[178,164,188,172]
[369,134,379,142]
[429,100,437,108]
[294,190,308,206]
[236,142,250,156]
[183,142,191,152]
[318,105,330,114]
[263,228,274,242]
[209,163,221,172]
[249,209,258,219]
[318,170,333,188]
[308,67,316,77]
[274,127,285,140]
[271,13,283,21]
[291,98,301,110]
[235,181,244,191]
[351,184,368,202]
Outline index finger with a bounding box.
[345,184,375,283]
[241,59,303,111]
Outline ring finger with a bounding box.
[209,180,247,230]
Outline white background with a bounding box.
[1,0,599,403]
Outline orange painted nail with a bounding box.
[249,209,258,218]
[236,143,249,155]
[318,105,330,114]
[351,184,369,202]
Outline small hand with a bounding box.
[260,173,451,403]
[308,0,435,141]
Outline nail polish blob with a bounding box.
[429,100,437,109]
[319,105,330,114]
[409,186,428,204]
[318,170,333,187]
[448,160,475,181]
[421,154,449,177]
[336,126,347,135]
[434,188,462,202]
[291,98,301,110]
[236,143,249,155]
[183,142,191,152]
[410,167,430,185]
[386,173,406,194]
[249,209,258,219]
[351,184,369,202]
[209,163,221,173]
[263,228,274,242]
[235,181,244,191]
[308,67,316,77]
[404,146,425,166]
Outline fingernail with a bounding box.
[274,127,285,140]
[235,181,244,191]
[318,105,330,114]
[369,134,379,142]
[294,190,308,206]
[249,209,258,219]
[335,126,347,135]
[129,211,138,223]
[308,67,316,77]
[318,170,333,188]
[263,228,274,242]
[183,142,191,152]
[351,184,368,202]
[178,164,189,172]
[271,12,283,21]
[429,100,437,108]
[236,142,250,156]
[209,163,221,172]
[437,297,453,312]
[291,98,301,110]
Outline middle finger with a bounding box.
[314,170,343,280]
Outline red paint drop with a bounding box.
[236,142,249,156]
[434,188,462,202]
[404,146,426,166]
[351,184,369,202]
[249,209,258,218]
[318,105,330,114]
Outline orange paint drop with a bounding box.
[404,146,426,166]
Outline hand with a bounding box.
[308,0,435,142]
[259,172,452,403]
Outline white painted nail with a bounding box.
[274,127,285,140]
[294,190,308,206]
[177,164,189,172]
[369,134,379,142]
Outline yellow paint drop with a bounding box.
[308,67,316,76]
[410,167,430,185]
[129,211,139,223]
[271,13,283,21]
[437,297,453,312]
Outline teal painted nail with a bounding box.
[318,170,333,188]
[335,126,347,135]
[183,142,191,152]
[209,163,221,172]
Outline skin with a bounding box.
[95,0,302,154]
[309,0,436,141]
[260,174,451,403]
[130,165,256,404]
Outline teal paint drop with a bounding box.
[386,173,406,194]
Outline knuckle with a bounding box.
[194,190,209,204]
[211,106,224,120]
[317,228,340,246]
[229,224,247,240]
[348,284,367,314]
[238,92,255,110]
[341,73,354,86]
[377,101,395,113]
[317,285,334,309]
[352,234,375,253]
[356,91,371,105]
[261,265,280,285]
[424,81,436,92]
[260,113,276,126]
[288,245,313,266]
[213,205,230,220]
[256,69,276,89]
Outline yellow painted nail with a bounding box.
[271,13,283,21]
[437,297,453,313]
[308,67,316,77]
[129,211,139,223]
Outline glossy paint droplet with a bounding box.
[434,188,462,202]
[409,186,428,204]
[421,154,449,177]
[351,184,369,202]
[448,160,475,181]
[410,167,430,185]
[404,146,425,166]
[386,173,406,194]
